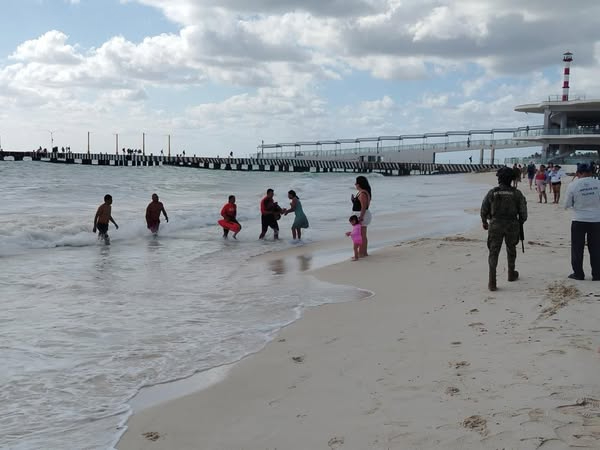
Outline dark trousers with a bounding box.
[487,220,519,273]
[571,221,600,280]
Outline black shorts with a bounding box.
[97,223,109,235]
[261,214,279,232]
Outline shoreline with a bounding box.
[116,195,484,416]
[117,172,600,449]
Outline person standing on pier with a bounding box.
[93,194,119,242]
[481,167,528,291]
[145,193,168,234]
[259,188,281,240]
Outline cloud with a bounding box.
[2,0,600,155]
[10,31,82,65]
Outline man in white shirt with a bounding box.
[564,163,600,280]
[549,164,565,204]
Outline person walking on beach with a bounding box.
[93,194,119,241]
[352,176,372,257]
[549,164,565,204]
[564,163,600,281]
[145,193,168,234]
[526,161,536,189]
[511,164,521,188]
[259,188,281,240]
[283,190,309,241]
[481,167,528,291]
[535,165,548,203]
[346,215,363,261]
[220,195,241,239]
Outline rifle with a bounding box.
[519,221,525,253]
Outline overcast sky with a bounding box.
[1,0,599,156]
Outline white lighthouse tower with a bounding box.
[562,51,573,101]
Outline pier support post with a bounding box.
[479,148,484,165]
[490,147,495,165]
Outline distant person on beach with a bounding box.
[512,164,521,188]
[220,195,241,239]
[535,165,548,203]
[93,194,119,240]
[481,167,528,291]
[259,188,281,240]
[549,164,565,204]
[526,161,536,189]
[346,215,363,261]
[145,193,168,234]
[563,163,600,281]
[283,190,309,241]
[352,176,372,257]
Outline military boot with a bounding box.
[508,264,519,282]
[488,270,497,291]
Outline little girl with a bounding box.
[346,215,363,261]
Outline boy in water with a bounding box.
[93,194,119,240]
[146,193,169,234]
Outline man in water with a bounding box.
[481,167,528,291]
[220,195,241,239]
[93,194,119,240]
[259,188,280,240]
[145,193,168,234]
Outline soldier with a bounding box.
[481,167,528,291]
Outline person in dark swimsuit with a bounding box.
[351,176,372,257]
[93,194,119,241]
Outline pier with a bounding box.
[0,151,503,175]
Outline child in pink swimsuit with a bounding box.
[346,215,363,261]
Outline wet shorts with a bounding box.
[261,214,279,231]
[97,223,108,235]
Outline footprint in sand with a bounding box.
[450,361,470,369]
[292,355,305,363]
[328,436,345,449]
[445,387,460,395]
[462,415,488,436]
[142,431,161,441]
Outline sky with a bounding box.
[1,0,600,157]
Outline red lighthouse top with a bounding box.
[563,51,573,62]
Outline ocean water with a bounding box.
[0,162,490,450]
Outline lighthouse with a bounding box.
[562,51,573,101]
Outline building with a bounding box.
[514,52,600,162]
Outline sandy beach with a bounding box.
[117,172,600,450]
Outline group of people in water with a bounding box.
[92,175,373,260]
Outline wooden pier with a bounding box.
[0,151,503,175]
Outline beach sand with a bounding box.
[117,172,600,450]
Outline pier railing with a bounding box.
[0,151,504,176]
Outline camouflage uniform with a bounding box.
[481,176,528,291]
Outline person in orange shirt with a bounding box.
[220,195,241,239]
